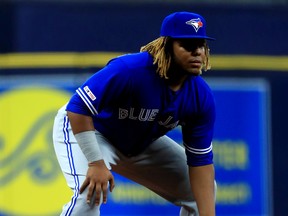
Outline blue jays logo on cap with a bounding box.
[160,11,215,40]
[186,18,203,33]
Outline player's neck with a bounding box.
[166,72,188,92]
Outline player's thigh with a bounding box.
[113,135,193,201]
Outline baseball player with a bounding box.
[53,11,216,216]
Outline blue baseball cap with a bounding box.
[160,11,215,40]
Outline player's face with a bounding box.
[172,39,206,76]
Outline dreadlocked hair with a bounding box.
[204,44,212,71]
[140,37,171,79]
[140,36,212,78]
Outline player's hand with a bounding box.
[80,160,115,206]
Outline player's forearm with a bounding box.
[67,111,103,163]
[189,164,215,216]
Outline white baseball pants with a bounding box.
[53,106,201,216]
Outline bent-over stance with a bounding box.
[53,11,217,216]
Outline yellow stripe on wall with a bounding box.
[0,52,123,69]
[211,55,288,71]
[0,52,288,71]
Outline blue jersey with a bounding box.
[66,51,215,166]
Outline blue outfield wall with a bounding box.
[0,1,288,215]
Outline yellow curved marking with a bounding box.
[0,87,72,215]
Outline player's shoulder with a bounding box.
[109,51,154,69]
[187,76,215,114]
[188,76,214,106]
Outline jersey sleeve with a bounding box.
[182,88,216,167]
[66,57,132,115]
